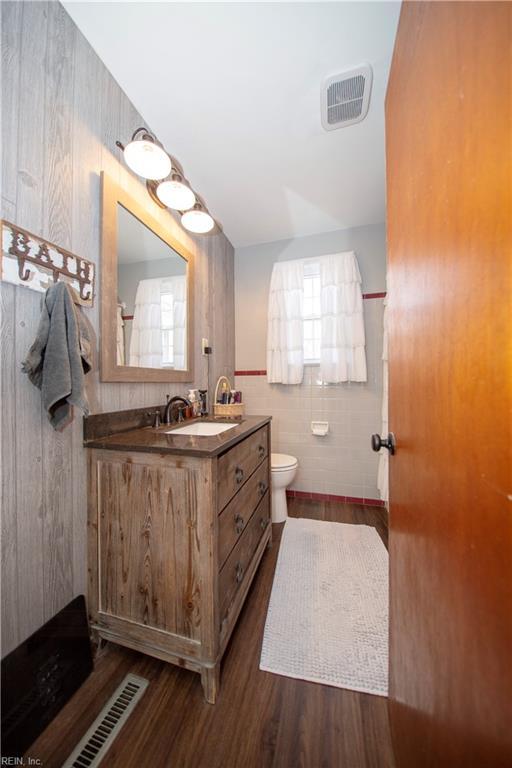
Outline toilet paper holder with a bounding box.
[311,421,329,436]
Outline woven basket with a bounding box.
[213,375,244,417]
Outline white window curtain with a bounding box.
[162,275,186,370]
[319,252,367,383]
[266,251,367,384]
[129,276,186,368]
[266,260,304,384]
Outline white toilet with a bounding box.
[271,453,299,523]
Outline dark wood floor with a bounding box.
[26,500,394,768]
[288,497,389,549]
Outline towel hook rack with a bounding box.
[1,220,95,307]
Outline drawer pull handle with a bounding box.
[258,445,265,458]
[235,514,245,534]
[235,466,244,485]
[258,481,267,496]
[235,562,244,583]
[260,517,269,531]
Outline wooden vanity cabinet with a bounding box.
[87,423,271,703]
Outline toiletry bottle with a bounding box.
[198,389,208,416]
[188,389,197,416]
[219,381,228,404]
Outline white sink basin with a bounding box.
[166,422,237,437]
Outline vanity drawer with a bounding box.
[218,459,269,568]
[217,426,269,512]
[219,492,270,624]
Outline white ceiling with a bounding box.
[64,1,400,248]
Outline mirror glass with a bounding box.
[116,204,187,370]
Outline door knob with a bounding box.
[371,432,396,455]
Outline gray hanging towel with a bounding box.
[22,282,93,429]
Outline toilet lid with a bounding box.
[271,453,298,470]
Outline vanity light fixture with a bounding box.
[117,128,216,233]
[116,128,171,181]
[181,203,215,234]
[156,174,196,211]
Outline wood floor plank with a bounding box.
[288,498,388,548]
[25,501,394,768]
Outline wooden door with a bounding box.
[385,3,512,766]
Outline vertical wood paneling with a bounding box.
[16,1,47,233]
[70,32,102,598]
[0,3,22,653]
[41,1,76,622]
[1,0,235,656]
[209,233,235,388]
[13,0,48,644]
[0,283,19,651]
[1,1,22,208]
[97,67,123,415]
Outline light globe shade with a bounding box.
[156,179,196,211]
[181,208,215,234]
[123,139,171,180]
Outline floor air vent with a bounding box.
[62,674,149,768]
[321,65,373,130]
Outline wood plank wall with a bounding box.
[0,0,235,656]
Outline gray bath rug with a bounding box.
[260,517,388,696]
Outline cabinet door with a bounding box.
[96,455,207,641]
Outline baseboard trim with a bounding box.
[286,490,385,507]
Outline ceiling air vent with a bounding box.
[321,65,373,131]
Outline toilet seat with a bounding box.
[271,453,298,472]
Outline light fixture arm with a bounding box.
[146,179,167,210]
[192,192,209,211]
[168,153,185,177]
[115,128,161,155]
[131,126,155,142]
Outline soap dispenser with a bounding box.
[188,389,200,416]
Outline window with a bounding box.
[160,291,175,367]
[303,262,321,363]
[267,252,366,384]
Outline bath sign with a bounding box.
[0,220,95,307]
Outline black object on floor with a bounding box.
[1,594,93,758]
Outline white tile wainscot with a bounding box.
[236,298,384,501]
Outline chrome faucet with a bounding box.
[164,395,191,425]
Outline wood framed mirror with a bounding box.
[100,172,194,383]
